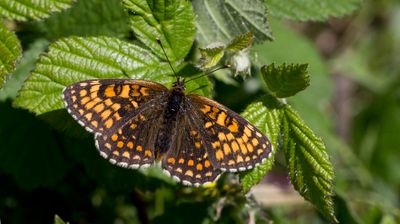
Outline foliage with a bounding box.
[0,21,21,88]
[193,0,272,46]
[261,63,310,98]
[265,0,363,21]
[6,0,399,223]
[0,0,75,21]
[34,0,131,38]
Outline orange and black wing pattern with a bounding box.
[162,114,221,186]
[62,79,167,134]
[187,94,273,172]
[63,79,168,168]
[95,108,164,168]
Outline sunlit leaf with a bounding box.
[199,44,225,69]
[35,0,130,38]
[0,0,75,21]
[226,31,254,52]
[123,0,196,61]
[0,39,48,100]
[14,36,211,115]
[14,36,172,115]
[54,215,69,224]
[240,95,283,192]
[0,21,21,89]
[283,105,336,222]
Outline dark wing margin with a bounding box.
[186,94,273,172]
[161,112,222,186]
[62,79,168,135]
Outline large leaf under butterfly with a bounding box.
[63,78,273,186]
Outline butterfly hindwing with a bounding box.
[187,94,273,172]
[63,79,168,134]
[95,107,165,169]
[162,113,221,186]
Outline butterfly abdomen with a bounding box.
[154,88,185,159]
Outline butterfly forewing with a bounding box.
[161,113,222,186]
[63,79,168,134]
[187,94,273,172]
[63,79,168,168]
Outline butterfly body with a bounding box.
[155,80,186,159]
[63,77,272,186]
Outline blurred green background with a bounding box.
[1,0,400,223]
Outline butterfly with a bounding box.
[62,77,273,186]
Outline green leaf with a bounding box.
[0,102,69,190]
[14,36,211,115]
[265,0,362,21]
[0,38,48,101]
[0,0,75,21]
[283,105,336,222]
[261,63,310,98]
[54,215,68,224]
[0,21,21,89]
[240,95,283,192]
[123,0,196,61]
[35,0,130,38]
[13,36,172,115]
[226,31,254,52]
[251,19,332,138]
[199,44,225,69]
[193,0,273,47]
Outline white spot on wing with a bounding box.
[118,162,128,168]
[140,164,150,169]
[129,164,140,169]
[163,169,171,177]
[94,139,100,149]
[100,151,107,158]
[109,159,116,164]
[182,180,192,186]
[172,176,180,182]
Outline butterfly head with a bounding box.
[172,76,186,92]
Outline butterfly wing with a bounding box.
[63,79,169,168]
[95,106,165,168]
[186,94,273,172]
[161,110,222,186]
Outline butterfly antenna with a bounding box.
[156,38,177,78]
[185,64,231,84]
